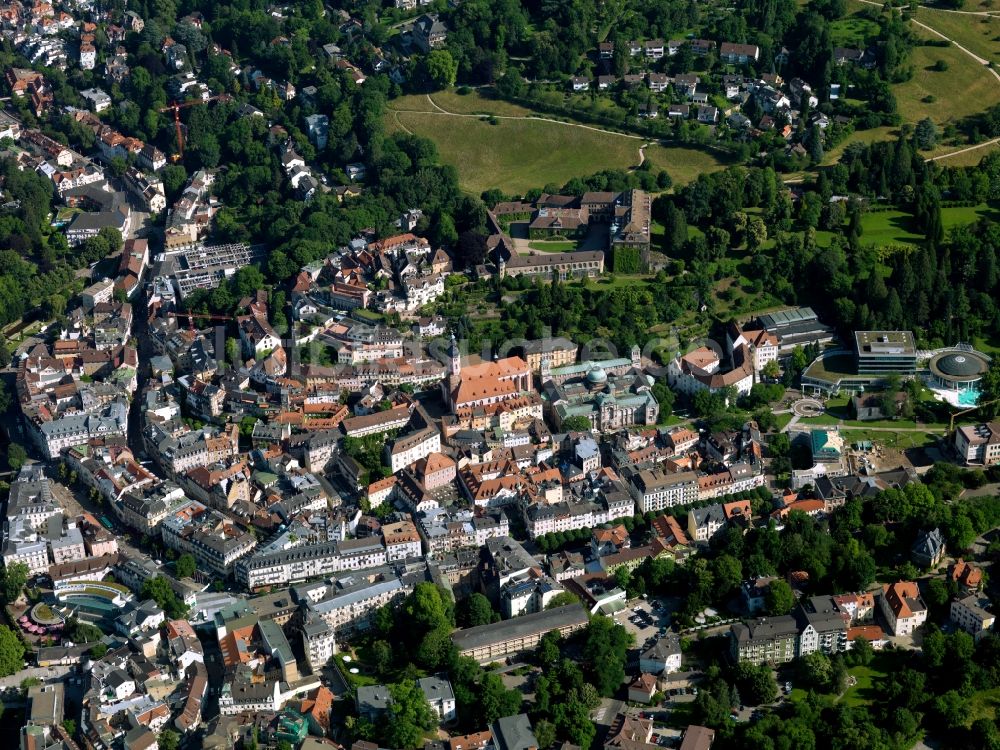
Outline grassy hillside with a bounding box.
[386,89,728,195]
[913,7,1000,64]
[895,37,1000,124]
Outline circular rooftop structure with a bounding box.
[929,350,990,389]
[586,367,608,387]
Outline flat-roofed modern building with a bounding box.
[955,422,1000,466]
[451,603,589,663]
[854,331,917,376]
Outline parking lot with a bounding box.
[616,599,672,649]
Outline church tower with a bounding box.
[448,334,461,378]
[631,344,641,369]
[540,356,552,385]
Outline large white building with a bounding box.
[667,345,754,397]
[387,427,441,474]
[879,582,927,636]
[955,422,1000,466]
[727,322,779,375]
[297,566,426,634]
[626,469,699,513]
[26,397,129,460]
[951,595,995,641]
[160,500,257,576]
[236,538,388,590]
[302,617,337,672]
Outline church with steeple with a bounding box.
[441,335,532,414]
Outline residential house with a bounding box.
[912,527,946,569]
[679,726,715,750]
[729,615,799,665]
[628,673,657,704]
[413,14,447,52]
[950,559,983,591]
[879,582,927,636]
[687,504,725,542]
[719,42,760,64]
[639,634,682,675]
[418,675,456,723]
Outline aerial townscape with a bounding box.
[6,0,1000,750]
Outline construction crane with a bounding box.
[158,94,232,163]
[948,397,1000,435]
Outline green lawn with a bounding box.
[430,89,536,117]
[822,126,897,166]
[914,7,1000,65]
[797,413,843,426]
[804,353,858,383]
[974,336,1000,356]
[894,35,1000,126]
[386,88,728,194]
[388,111,647,195]
[853,204,997,249]
[528,240,579,252]
[843,0,1000,128]
[943,203,1000,228]
[839,664,886,708]
[641,144,732,187]
[775,413,795,430]
[859,210,925,247]
[840,429,940,449]
[657,413,687,427]
[830,14,880,47]
[931,141,1000,167]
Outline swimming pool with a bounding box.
[958,387,981,407]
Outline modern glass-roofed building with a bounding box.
[854,331,917,376]
[929,349,990,391]
[756,306,836,355]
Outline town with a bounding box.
[3,0,1000,749]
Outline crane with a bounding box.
[948,397,1000,435]
[158,94,232,162]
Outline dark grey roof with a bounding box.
[451,604,588,650]
[932,351,989,379]
[731,615,799,643]
[491,714,538,750]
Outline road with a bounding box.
[126,285,152,459]
[0,664,74,689]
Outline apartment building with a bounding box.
[626,469,699,513]
[451,604,589,663]
[951,595,995,642]
[729,615,799,665]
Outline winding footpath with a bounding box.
[856,0,1000,79]
[387,93,651,167]
[851,0,1000,163]
[398,93,646,139]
